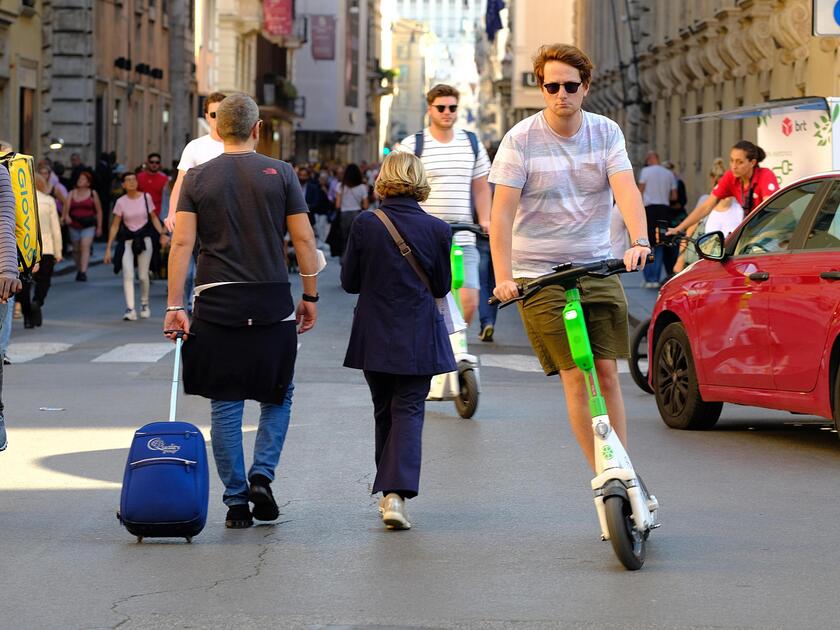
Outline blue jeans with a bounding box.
[0,298,9,417]
[477,238,497,328]
[0,295,13,357]
[642,246,665,284]
[209,381,294,507]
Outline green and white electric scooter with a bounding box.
[492,258,660,570]
[427,223,484,419]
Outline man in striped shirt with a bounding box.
[398,84,492,327]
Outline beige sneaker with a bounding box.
[381,493,411,530]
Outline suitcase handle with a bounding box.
[130,457,198,468]
[169,336,183,422]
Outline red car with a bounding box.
[648,172,840,430]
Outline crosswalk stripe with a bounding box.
[6,342,73,363]
[92,343,174,363]
[479,354,631,374]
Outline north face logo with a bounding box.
[262,167,278,175]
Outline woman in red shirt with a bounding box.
[670,140,779,236]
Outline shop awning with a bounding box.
[682,97,830,123]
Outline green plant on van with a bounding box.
[813,104,839,147]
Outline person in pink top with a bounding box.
[669,140,779,236]
[104,172,167,320]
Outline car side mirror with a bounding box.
[695,231,725,261]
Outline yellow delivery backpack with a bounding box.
[0,152,42,277]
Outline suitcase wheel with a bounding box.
[136,536,143,543]
[185,536,193,543]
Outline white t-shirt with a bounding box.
[638,164,677,206]
[177,134,224,171]
[489,110,633,278]
[704,197,744,237]
[398,128,491,246]
[340,184,368,211]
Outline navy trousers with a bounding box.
[363,371,431,499]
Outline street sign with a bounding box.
[813,0,840,36]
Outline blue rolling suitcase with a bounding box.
[118,335,209,542]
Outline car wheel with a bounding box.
[653,322,723,430]
[629,318,654,395]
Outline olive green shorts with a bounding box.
[516,274,630,375]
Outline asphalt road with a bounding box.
[1,259,838,630]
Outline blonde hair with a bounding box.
[709,157,726,187]
[375,152,431,202]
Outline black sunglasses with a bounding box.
[208,111,217,118]
[434,104,458,113]
[543,81,583,95]
[148,160,161,165]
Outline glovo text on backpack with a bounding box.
[0,152,42,278]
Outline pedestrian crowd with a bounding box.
[0,42,778,538]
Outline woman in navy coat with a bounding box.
[341,151,456,530]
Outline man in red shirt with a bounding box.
[137,152,169,216]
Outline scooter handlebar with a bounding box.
[487,256,652,307]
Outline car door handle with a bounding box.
[821,271,840,280]
[748,272,770,281]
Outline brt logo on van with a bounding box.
[781,117,808,137]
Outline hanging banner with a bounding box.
[263,0,293,37]
[311,15,336,60]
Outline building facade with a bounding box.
[0,0,42,154]
[575,0,840,204]
[506,0,574,132]
[293,0,370,164]
[213,0,306,160]
[474,0,508,149]
[392,0,483,133]
[388,18,435,146]
[38,0,197,170]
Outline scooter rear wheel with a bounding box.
[454,368,478,419]
[604,495,645,570]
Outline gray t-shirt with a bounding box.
[638,164,676,206]
[178,152,308,285]
[488,110,632,278]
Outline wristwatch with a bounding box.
[632,238,651,248]
[302,293,319,303]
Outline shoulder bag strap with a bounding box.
[372,209,432,293]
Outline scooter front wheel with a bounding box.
[454,368,478,419]
[604,495,645,570]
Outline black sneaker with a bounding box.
[248,474,279,521]
[225,504,253,529]
[2,355,10,366]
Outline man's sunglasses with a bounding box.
[543,81,583,95]
[209,111,217,118]
[434,104,458,113]
[148,160,160,165]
